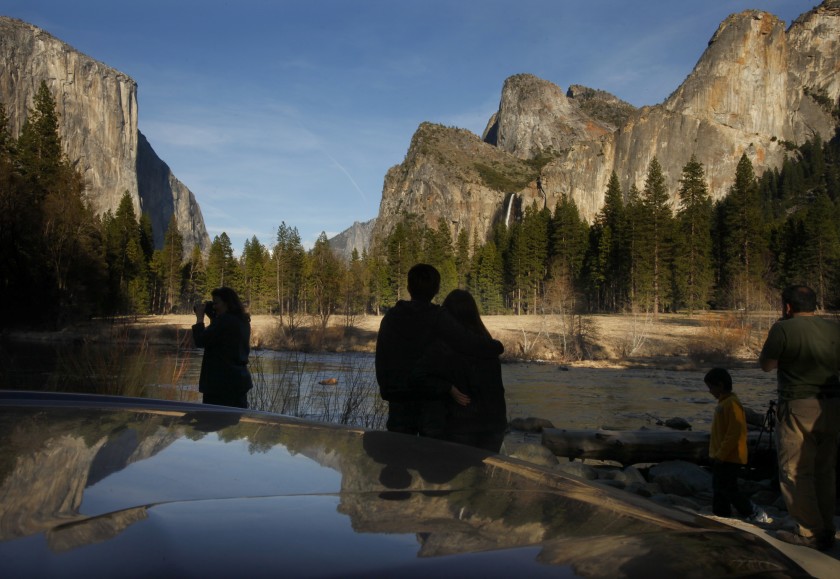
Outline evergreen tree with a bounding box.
[584,173,626,311]
[425,218,457,298]
[139,212,155,261]
[548,194,588,310]
[13,81,105,323]
[152,215,185,313]
[550,194,588,284]
[341,248,367,325]
[507,202,549,314]
[206,232,237,292]
[472,239,504,314]
[184,244,206,311]
[582,218,610,311]
[624,184,645,311]
[385,214,423,301]
[601,172,628,310]
[102,192,148,314]
[779,193,840,309]
[721,154,766,310]
[308,232,342,329]
[17,81,63,190]
[272,222,305,318]
[673,156,713,313]
[455,227,471,287]
[241,236,270,313]
[0,102,30,323]
[639,157,673,314]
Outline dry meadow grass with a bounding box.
[118,309,784,369]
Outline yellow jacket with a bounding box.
[709,392,748,464]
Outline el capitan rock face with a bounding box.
[0,16,209,254]
[371,2,840,249]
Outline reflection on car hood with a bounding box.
[0,391,808,578]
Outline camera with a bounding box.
[194,300,216,319]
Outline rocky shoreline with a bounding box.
[501,423,840,569]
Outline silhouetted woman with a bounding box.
[415,289,507,452]
[192,287,253,408]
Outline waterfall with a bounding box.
[504,193,515,228]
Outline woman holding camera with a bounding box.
[192,287,253,408]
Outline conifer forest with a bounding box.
[2,82,840,329]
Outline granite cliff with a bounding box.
[0,16,209,254]
[370,1,840,247]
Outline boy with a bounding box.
[705,367,772,524]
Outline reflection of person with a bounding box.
[759,285,840,551]
[375,264,504,436]
[704,367,770,523]
[192,287,253,409]
[418,289,507,453]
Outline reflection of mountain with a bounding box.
[0,410,179,541]
[0,403,806,577]
[282,430,798,576]
[283,429,668,554]
[47,507,149,553]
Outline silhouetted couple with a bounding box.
[375,264,507,452]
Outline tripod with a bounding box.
[748,400,777,481]
[755,399,776,452]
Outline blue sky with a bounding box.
[4,0,810,253]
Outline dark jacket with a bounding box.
[375,300,503,435]
[375,300,504,403]
[416,340,507,437]
[192,313,252,400]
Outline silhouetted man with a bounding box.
[759,285,840,551]
[375,263,503,436]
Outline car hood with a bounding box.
[0,391,807,578]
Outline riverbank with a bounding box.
[6,310,780,369]
[502,429,840,576]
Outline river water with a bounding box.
[2,341,779,433]
[161,349,779,432]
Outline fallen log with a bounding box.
[541,428,770,466]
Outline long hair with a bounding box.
[442,289,491,338]
[211,287,250,322]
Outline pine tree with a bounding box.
[584,173,626,311]
[341,248,367,326]
[273,222,306,319]
[624,183,645,311]
[184,244,206,310]
[548,194,588,311]
[803,194,840,308]
[550,194,588,284]
[0,102,30,322]
[385,215,423,301]
[639,157,673,314]
[14,81,105,323]
[472,240,504,314]
[673,156,713,314]
[455,227,471,287]
[152,215,185,313]
[102,192,148,314]
[721,154,766,310]
[425,218,457,298]
[17,81,63,191]
[206,232,236,292]
[582,218,609,311]
[241,236,270,313]
[507,202,549,314]
[308,232,342,329]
